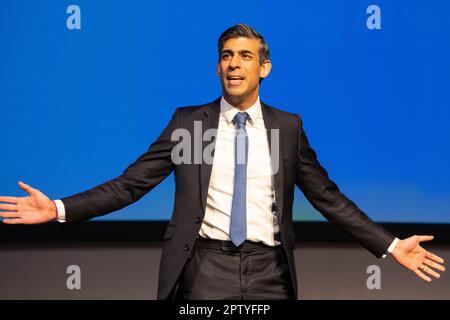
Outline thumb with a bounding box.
[418,235,434,242]
[18,181,36,196]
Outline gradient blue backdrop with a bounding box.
[1,0,449,223]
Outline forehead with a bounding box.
[221,37,260,53]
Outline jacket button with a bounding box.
[195,217,202,224]
[184,244,190,252]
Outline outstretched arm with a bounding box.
[294,115,446,281]
[294,115,395,258]
[391,235,445,282]
[0,181,57,224]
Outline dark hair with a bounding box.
[218,24,270,65]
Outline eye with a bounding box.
[243,54,252,60]
[221,53,231,60]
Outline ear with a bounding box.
[216,63,221,77]
[259,60,272,79]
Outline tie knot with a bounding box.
[233,112,249,128]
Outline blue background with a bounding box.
[1,0,449,223]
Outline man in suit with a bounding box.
[0,24,445,299]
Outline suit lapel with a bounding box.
[261,102,284,222]
[199,99,221,215]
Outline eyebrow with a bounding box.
[221,49,255,56]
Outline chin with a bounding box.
[225,88,246,98]
[225,94,245,104]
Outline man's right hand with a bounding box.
[0,181,57,224]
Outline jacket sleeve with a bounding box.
[294,115,395,258]
[62,108,180,222]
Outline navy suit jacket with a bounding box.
[62,98,395,299]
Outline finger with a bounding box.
[414,269,432,282]
[0,211,21,218]
[0,196,19,204]
[422,265,441,279]
[0,204,17,211]
[418,235,434,242]
[18,181,36,196]
[424,259,446,272]
[426,251,445,264]
[2,218,25,224]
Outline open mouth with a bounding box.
[226,75,245,86]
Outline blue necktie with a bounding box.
[230,112,249,247]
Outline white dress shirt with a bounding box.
[198,97,280,246]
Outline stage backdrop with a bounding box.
[1,0,449,223]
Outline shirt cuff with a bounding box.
[382,237,400,258]
[54,200,66,223]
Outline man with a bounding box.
[0,24,445,299]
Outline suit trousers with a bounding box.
[180,237,296,300]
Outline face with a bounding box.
[217,37,271,109]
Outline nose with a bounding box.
[229,55,241,69]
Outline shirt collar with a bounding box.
[220,96,261,126]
